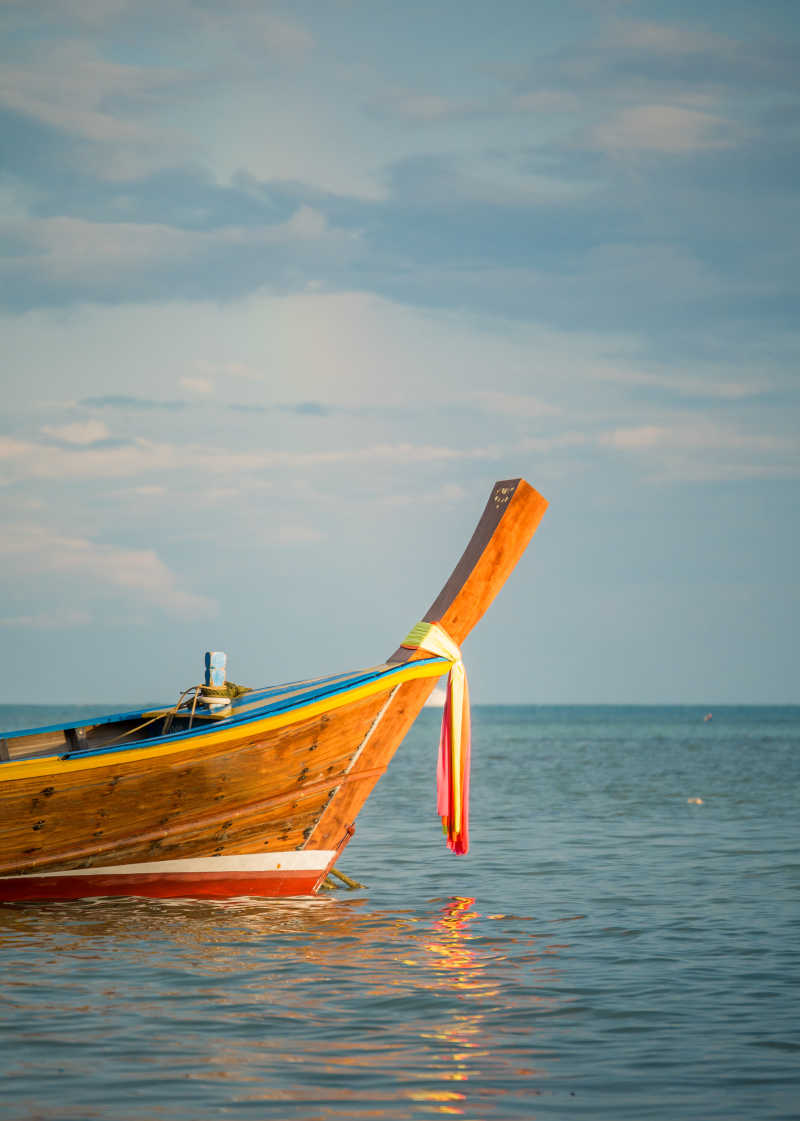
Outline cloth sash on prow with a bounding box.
[402,621,471,855]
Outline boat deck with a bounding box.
[0,658,449,765]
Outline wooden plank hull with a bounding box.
[0,667,442,900]
[0,479,548,900]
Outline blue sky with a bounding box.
[1,0,798,704]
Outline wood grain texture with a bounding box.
[0,692,388,875]
[3,729,69,760]
[306,676,439,849]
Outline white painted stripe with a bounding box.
[12,851,337,880]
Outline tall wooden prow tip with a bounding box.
[388,477,548,662]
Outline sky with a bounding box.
[1,0,798,705]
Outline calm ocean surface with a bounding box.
[1,704,798,1120]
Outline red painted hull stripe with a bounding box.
[0,868,327,900]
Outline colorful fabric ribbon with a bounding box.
[401,621,471,855]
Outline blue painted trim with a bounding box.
[45,654,448,762]
[0,705,169,741]
[0,668,384,743]
[233,669,365,706]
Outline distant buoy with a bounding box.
[687,797,704,805]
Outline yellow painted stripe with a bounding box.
[0,659,447,783]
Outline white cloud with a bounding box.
[588,104,736,155]
[602,424,665,450]
[41,419,110,444]
[0,437,178,482]
[0,43,174,143]
[3,207,346,288]
[370,91,479,122]
[130,484,167,496]
[179,376,214,396]
[509,90,581,114]
[193,360,261,381]
[472,391,559,419]
[600,421,790,455]
[372,85,583,124]
[255,10,314,59]
[382,482,467,508]
[0,437,36,462]
[0,8,311,179]
[655,374,773,401]
[0,431,498,487]
[521,432,589,454]
[0,608,93,629]
[284,205,328,239]
[0,39,189,179]
[165,2,315,63]
[1,290,794,519]
[6,408,791,500]
[613,20,731,54]
[274,525,325,546]
[598,420,799,481]
[2,203,357,321]
[0,524,217,619]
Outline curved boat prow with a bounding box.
[389,477,548,660]
[307,477,548,854]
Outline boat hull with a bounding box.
[0,478,549,900]
[0,682,429,884]
[0,851,339,901]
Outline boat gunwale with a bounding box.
[0,666,376,743]
[0,656,450,779]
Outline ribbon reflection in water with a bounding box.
[0,894,568,1119]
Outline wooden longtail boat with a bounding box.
[0,479,547,901]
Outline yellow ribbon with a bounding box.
[402,621,470,846]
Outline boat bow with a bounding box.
[0,478,547,899]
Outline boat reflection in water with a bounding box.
[406,895,567,1116]
[0,894,569,1118]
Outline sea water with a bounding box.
[0,705,798,1120]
